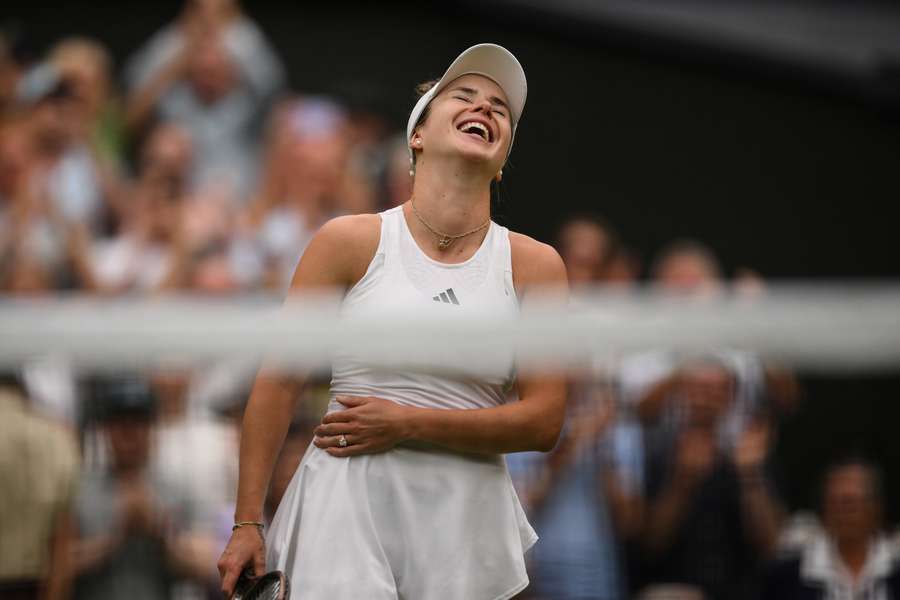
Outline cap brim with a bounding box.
[406,43,527,159]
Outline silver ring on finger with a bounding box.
[338,434,349,447]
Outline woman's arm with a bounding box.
[318,373,564,455]
[314,235,569,456]
[217,214,380,596]
[124,51,187,134]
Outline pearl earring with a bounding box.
[495,169,503,182]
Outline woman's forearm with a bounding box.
[404,396,563,455]
[233,373,301,521]
[318,377,566,457]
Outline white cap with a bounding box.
[406,43,527,169]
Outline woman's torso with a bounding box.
[329,204,519,411]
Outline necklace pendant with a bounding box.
[438,236,452,250]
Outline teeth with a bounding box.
[460,121,490,141]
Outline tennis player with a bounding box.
[218,43,568,599]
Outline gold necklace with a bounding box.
[410,197,491,250]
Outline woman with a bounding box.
[218,43,568,599]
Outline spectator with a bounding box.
[0,121,73,292]
[149,370,242,597]
[556,214,621,288]
[650,238,723,298]
[69,377,210,600]
[0,372,80,600]
[522,379,642,600]
[124,0,285,202]
[17,62,109,234]
[79,122,192,293]
[636,359,784,600]
[763,458,900,600]
[243,97,350,290]
[0,117,68,291]
[621,240,796,439]
[508,215,644,600]
[48,37,124,173]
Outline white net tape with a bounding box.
[2,283,899,374]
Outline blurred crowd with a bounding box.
[2,2,898,599]
[510,216,889,600]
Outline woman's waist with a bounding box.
[306,436,509,480]
[327,378,509,413]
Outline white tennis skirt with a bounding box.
[266,440,537,600]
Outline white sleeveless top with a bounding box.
[330,204,519,409]
[266,206,537,600]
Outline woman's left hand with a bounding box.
[313,396,411,457]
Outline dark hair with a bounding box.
[95,376,157,422]
[817,455,884,514]
[409,80,438,171]
[650,238,722,281]
[413,79,439,127]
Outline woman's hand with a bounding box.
[217,526,265,598]
[313,396,411,457]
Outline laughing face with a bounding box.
[411,73,512,175]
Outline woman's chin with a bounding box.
[451,145,502,171]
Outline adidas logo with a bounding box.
[432,288,460,305]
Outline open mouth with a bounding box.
[457,120,493,143]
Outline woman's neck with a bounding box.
[409,160,491,234]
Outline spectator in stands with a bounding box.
[621,240,797,436]
[0,372,79,600]
[49,38,124,174]
[75,122,191,293]
[763,458,900,600]
[636,358,784,600]
[556,214,621,287]
[650,238,723,297]
[125,0,285,202]
[0,92,92,293]
[149,370,242,597]
[17,62,109,234]
[509,215,643,599]
[0,120,69,293]
[69,377,210,600]
[243,97,351,289]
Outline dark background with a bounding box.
[7,0,900,516]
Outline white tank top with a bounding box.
[329,205,519,410]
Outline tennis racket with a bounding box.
[233,569,290,600]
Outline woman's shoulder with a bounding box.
[508,230,567,288]
[290,213,382,290]
[507,231,568,300]
[315,212,383,266]
[316,213,382,245]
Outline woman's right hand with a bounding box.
[217,525,266,598]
